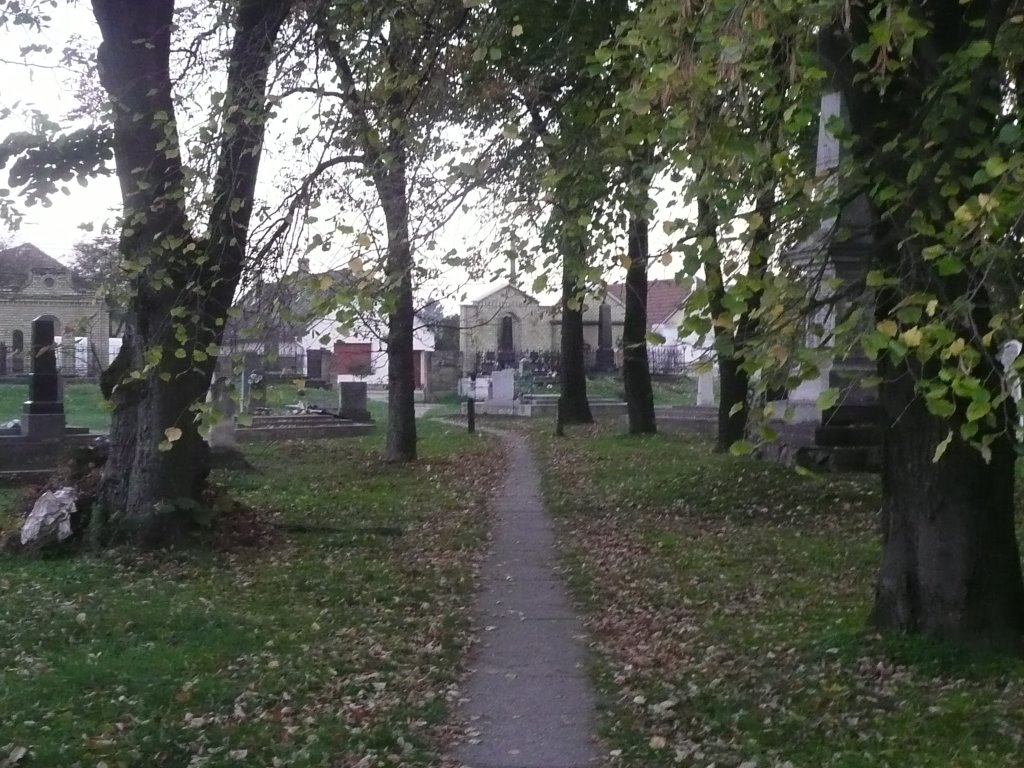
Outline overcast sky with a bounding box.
[0,4,686,311]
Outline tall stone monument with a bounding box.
[785,90,877,418]
[593,303,616,373]
[22,317,67,440]
[785,90,881,468]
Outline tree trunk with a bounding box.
[558,218,593,425]
[700,182,771,453]
[872,360,1024,651]
[622,214,655,434]
[381,168,417,462]
[715,357,749,451]
[91,0,291,543]
[821,1,1024,648]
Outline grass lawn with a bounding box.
[0,380,112,431]
[586,374,696,406]
[534,425,1024,768]
[0,419,501,767]
[0,381,382,434]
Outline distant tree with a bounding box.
[309,0,471,462]
[68,234,127,334]
[432,315,461,352]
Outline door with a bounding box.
[334,342,372,376]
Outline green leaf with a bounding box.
[816,388,840,411]
[728,439,755,456]
[933,431,953,462]
[866,270,888,287]
[965,39,992,58]
[984,156,1008,178]
[966,400,990,421]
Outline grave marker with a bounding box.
[22,316,67,440]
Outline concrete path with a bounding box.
[451,430,599,768]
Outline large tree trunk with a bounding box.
[823,1,1024,647]
[872,359,1024,651]
[379,162,417,463]
[558,218,593,425]
[91,0,291,543]
[622,214,655,434]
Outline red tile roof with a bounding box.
[607,278,688,327]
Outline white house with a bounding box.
[301,315,434,391]
[223,258,435,390]
[607,278,707,372]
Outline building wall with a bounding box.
[0,294,110,373]
[460,285,637,373]
[460,285,556,372]
[301,315,434,389]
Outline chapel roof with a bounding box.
[0,242,91,292]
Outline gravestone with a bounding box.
[817,91,876,407]
[491,368,516,404]
[474,376,490,401]
[697,369,716,407]
[207,376,237,451]
[339,381,371,421]
[780,89,881,468]
[783,90,878,423]
[593,303,616,373]
[0,342,6,376]
[11,332,23,373]
[306,348,324,381]
[22,316,67,440]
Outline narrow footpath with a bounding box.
[450,430,599,768]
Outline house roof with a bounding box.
[0,242,91,291]
[607,278,689,327]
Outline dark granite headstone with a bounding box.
[22,317,66,439]
[594,303,616,372]
[339,381,371,421]
[27,318,60,406]
[306,348,324,380]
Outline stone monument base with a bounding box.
[20,412,68,440]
